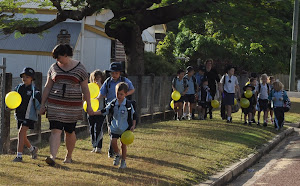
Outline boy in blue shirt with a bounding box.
[183,66,198,120]
[172,69,188,120]
[13,67,41,162]
[95,82,136,168]
[97,62,135,158]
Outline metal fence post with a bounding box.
[34,72,42,143]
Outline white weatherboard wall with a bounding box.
[81,30,111,73]
[0,54,55,77]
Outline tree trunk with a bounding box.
[123,25,145,76]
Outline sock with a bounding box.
[28,145,34,152]
[227,117,231,121]
[17,152,22,158]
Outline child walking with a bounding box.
[95,82,136,168]
[13,67,41,162]
[88,70,106,153]
[256,74,270,127]
[197,78,212,120]
[268,76,275,124]
[172,69,188,120]
[183,66,198,120]
[219,65,240,123]
[241,84,256,125]
[268,81,290,130]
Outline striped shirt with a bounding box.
[47,62,88,123]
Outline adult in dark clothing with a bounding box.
[204,59,220,119]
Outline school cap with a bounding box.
[186,66,194,73]
[108,62,122,72]
[20,67,35,80]
[243,84,255,91]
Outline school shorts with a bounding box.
[268,102,273,110]
[17,120,35,130]
[257,99,269,112]
[174,97,184,103]
[111,128,130,139]
[49,120,76,133]
[198,101,209,108]
[223,92,234,106]
[184,94,196,103]
[242,106,254,114]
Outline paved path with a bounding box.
[228,128,300,186]
[287,91,300,98]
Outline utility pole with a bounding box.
[289,0,299,91]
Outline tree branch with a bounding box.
[50,0,63,12]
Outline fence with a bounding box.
[0,58,6,153]
[1,72,174,154]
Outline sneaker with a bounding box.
[257,121,260,126]
[263,122,268,127]
[119,159,127,169]
[227,119,230,123]
[108,151,115,158]
[95,147,101,153]
[45,157,55,166]
[252,119,256,123]
[187,115,191,120]
[244,121,248,125]
[113,155,121,166]
[31,146,38,159]
[91,148,96,153]
[181,116,186,120]
[12,157,22,162]
[63,158,73,163]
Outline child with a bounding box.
[268,81,289,130]
[256,74,270,127]
[172,69,188,120]
[13,67,41,162]
[219,65,240,123]
[95,82,136,168]
[195,65,206,88]
[88,70,106,153]
[268,76,276,124]
[183,66,198,120]
[197,78,212,120]
[241,84,256,125]
[249,77,258,123]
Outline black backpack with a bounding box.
[105,98,137,127]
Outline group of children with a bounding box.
[241,74,290,130]
[12,62,136,169]
[172,64,290,131]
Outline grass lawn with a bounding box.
[2,98,299,185]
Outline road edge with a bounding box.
[197,127,295,186]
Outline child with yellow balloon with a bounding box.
[241,84,256,125]
[85,70,106,153]
[8,67,41,162]
[171,69,188,120]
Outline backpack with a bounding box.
[172,77,188,90]
[270,90,291,112]
[108,99,137,128]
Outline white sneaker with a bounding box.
[91,148,96,153]
[113,155,121,166]
[188,114,191,120]
[95,147,101,153]
[119,159,127,169]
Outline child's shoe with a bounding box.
[257,121,260,126]
[263,122,268,127]
[12,157,22,162]
[95,147,101,153]
[91,148,96,153]
[119,159,127,169]
[248,121,252,126]
[252,119,256,123]
[31,146,38,159]
[244,121,248,125]
[113,155,121,166]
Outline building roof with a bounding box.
[0,22,81,52]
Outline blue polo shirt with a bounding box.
[102,98,135,135]
[100,76,134,102]
[185,75,196,94]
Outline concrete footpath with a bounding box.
[198,127,295,186]
[227,127,300,186]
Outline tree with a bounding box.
[1,0,217,75]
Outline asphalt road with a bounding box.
[287,91,300,98]
[228,128,300,186]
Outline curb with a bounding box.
[198,127,295,186]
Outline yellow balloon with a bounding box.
[88,83,100,98]
[170,100,175,109]
[121,130,134,145]
[83,98,99,112]
[211,100,220,108]
[240,98,250,108]
[171,91,181,101]
[234,98,238,106]
[244,90,253,98]
[5,91,22,109]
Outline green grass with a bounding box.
[285,97,300,124]
[2,98,299,185]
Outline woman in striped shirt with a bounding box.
[40,44,94,166]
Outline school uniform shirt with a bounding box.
[100,77,134,102]
[185,75,196,94]
[172,77,187,94]
[268,90,288,108]
[220,75,239,93]
[14,83,41,121]
[195,72,204,87]
[198,85,212,102]
[258,83,269,100]
[102,98,135,135]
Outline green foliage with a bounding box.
[156,32,176,63]
[144,52,177,76]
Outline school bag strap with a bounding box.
[105,76,126,94]
[258,83,270,95]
